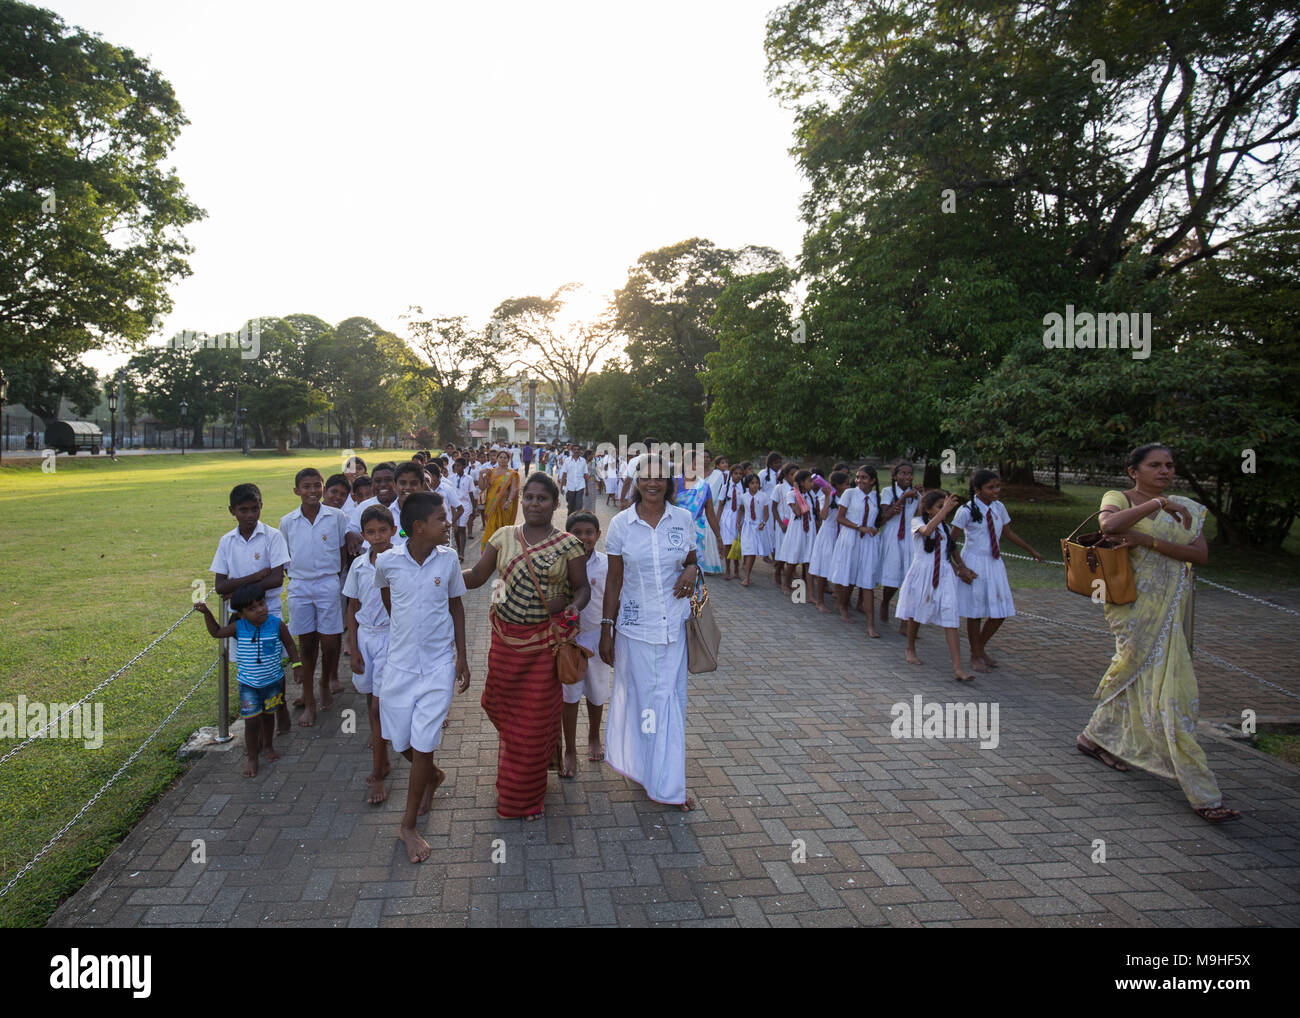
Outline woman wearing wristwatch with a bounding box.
[1076,443,1239,823]
[599,452,699,811]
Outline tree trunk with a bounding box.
[997,460,1035,484]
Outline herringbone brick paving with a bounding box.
[50,495,1300,927]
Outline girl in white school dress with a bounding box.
[738,473,771,587]
[895,490,977,682]
[604,454,620,505]
[951,468,1045,673]
[808,471,850,613]
[719,462,744,581]
[778,469,817,598]
[878,460,923,632]
[830,465,882,636]
[770,463,798,589]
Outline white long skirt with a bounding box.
[956,550,1016,619]
[606,629,688,805]
[777,517,816,564]
[807,517,839,578]
[895,551,960,629]
[878,528,914,587]
[829,526,879,589]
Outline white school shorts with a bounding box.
[379,663,455,754]
[351,625,390,695]
[562,654,611,706]
[286,579,344,636]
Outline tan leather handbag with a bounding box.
[685,579,721,674]
[519,529,593,684]
[1061,511,1137,605]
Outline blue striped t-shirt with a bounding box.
[234,617,284,688]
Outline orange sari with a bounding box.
[479,468,518,549]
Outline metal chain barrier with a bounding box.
[0,658,218,901]
[0,599,211,768]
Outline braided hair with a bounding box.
[919,489,958,564]
[967,468,998,524]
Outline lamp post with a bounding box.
[527,377,537,445]
[179,399,188,456]
[108,384,118,457]
[0,368,8,464]
[239,406,248,455]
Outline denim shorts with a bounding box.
[239,679,285,719]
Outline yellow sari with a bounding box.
[1084,491,1221,808]
[480,468,518,549]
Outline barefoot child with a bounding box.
[559,511,610,777]
[343,505,396,804]
[951,469,1044,672]
[778,469,817,599]
[808,471,850,612]
[738,473,771,587]
[280,468,350,726]
[879,461,922,632]
[830,466,882,635]
[195,585,303,777]
[373,492,470,863]
[210,483,293,734]
[895,490,978,682]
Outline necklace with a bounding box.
[520,525,556,548]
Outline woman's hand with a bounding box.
[1161,500,1193,530]
[545,595,568,615]
[940,494,961,517]
[673,564,699,598]
[1113,530,1153,550]
[455,655,471,693]
[598,628,615,666]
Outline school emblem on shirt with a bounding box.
[434,577,441,586]
[254,553,261,560]
[667,527,686,549]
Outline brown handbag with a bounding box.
[685,578,721,674]
[518,528,592,684]
[1061,510,1137,605]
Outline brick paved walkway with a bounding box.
[50,497,1300,927]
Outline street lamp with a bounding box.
[107,384,118,457]
[179,399,188,456]
[239,406,248,456]
[0,368,8,464]
[527,377,538,445]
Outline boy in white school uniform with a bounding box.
[210,482,293,734]
[450,456,477,558]
[559,511,610,778]
[373,491,470,864]
[280,467,350,727]
[562,447,588,514]
[343,503,396,804]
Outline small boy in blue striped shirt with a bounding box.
[196,583,304,777]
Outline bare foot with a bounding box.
[880,605,890,623]
[419,766,446,815]
[364,761,393,783]
[366,777,388,805]
[559,748,577,779]
[292,696,305,708]
[722,573,733,581]
[840,609,852,622]
[319,686,333,711]
[982,652,999,668]
[277,721,291,735]
[816,602,831,613]
[898,622,907,636]
[905,650,922,665]
[971,658,990,673]
[242,757,259,778]
[588,738,604,762]
[330,678,344,694]
[263,746,280,762]
[856,602,868,614]
[954,672,975,682]
[298,705,316,727]
[398,825,431,863]
[680,795,696,812]
[866,626,880,639]
[740,579,750,587]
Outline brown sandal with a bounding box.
[1194,805,1240,823]
[1076,736,1130,771]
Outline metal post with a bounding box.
[217,598,232,742]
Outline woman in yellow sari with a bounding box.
[480,450,520,549]
[1076,443,1240,823]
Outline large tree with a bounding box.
[0,1,205,364]
[402,309,511,445]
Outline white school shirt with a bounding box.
[604,503,694,644]
[435,479,462,518]
[347,494,400,535]
[772,481,791,523]
[705,468,726,501]
[209,521,290,617]
[341,554,389,631]
[577,551,608,652]
[739,490,768,524]
[279,504,348,583]
[758,467,781,495]
[562,456,588,492]
[953,500,1009,558]
[840,486,879,528]
[372,544,465,699]
[880,484,920,542]
[451,470,477,508]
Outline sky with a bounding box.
[42,0,809,375]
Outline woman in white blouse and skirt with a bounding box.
[599,452,699,811]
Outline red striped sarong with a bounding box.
[482,612,564,818]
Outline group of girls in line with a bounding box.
[714,456,1045,681]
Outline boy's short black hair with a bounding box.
[455,456,468,467]
[230,583,267,613]
[371,461,397,479]
[428,461,443,479]
[565,511,600,533]
[325,473,351,491]
[344,455,367,471]
[353,474,371,490]
[229,482,262,507]
[360,504,395,530]
[295,467,323,486]
[394,460,423,482]
[401,491,444,534]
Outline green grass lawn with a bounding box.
[0,452,1295,927]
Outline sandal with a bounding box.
[1194,805,1241,823]
[1076,735,1130,771]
